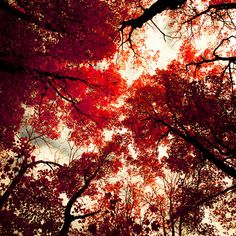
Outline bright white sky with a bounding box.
[120,14,182,85]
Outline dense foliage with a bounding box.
[0,0,235,235]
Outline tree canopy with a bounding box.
[0,0,235,235]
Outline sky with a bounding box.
[120,14,181,85]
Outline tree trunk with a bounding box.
[179,217,183,236]
[59,217,73,236]
[0,160,28,210]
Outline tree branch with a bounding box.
[119,0,187,48]
[185,3,236,24]
[175,184,236,218]
[59,153,108,236]
[0,158,61,210]
[121,0,187,31]
[152,117,236,179]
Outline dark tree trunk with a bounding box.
[59,217,73,236]
[0,159,28,210]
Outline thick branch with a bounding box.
[187,56,236,69]
[0,159,27,210]
[153,117,236,179]
[119,0,186,49]
[59,163,103,236]
[121,0,187,30]
[0,59,97,88]
[0,159,61,210]
[175,184,236,218]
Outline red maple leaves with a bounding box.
[1,0,235,235]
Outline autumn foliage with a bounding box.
[0,0,235,235]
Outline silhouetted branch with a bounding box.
[59,151,110,235]
[187,36,236,71]
[185,3,236,24]
[151,116,236,179]
[0,159,61,210]
[120,0,187,31]
[175,184,236,219]
[119,0,187,49]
